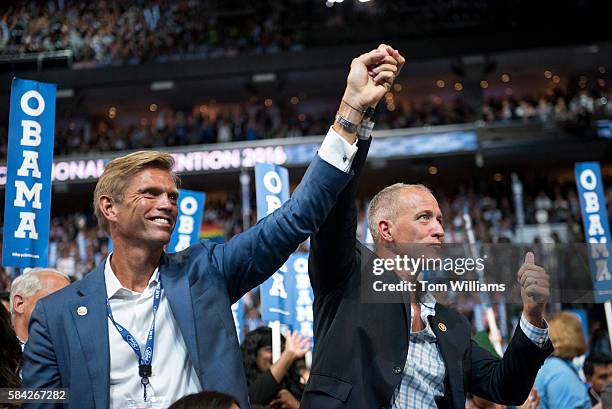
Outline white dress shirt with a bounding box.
[105,257,201,408]
[104,127,358,407]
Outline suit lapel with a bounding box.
[70,263,110,409]
[430,305,465,409]
[159,253,201,377]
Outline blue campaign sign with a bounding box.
[255,163,289,221]
[260,261,293,325]
[231,298,244,343]
[168,189,206,253]
[260,253,314,339]
[575,162,612,302]
[286,253,314,342]
[256,162,293,323]
[2,78,56,268]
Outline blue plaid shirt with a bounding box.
[391,294,549,408]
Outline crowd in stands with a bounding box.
[0,84,599,159]
[0,176,611,407]
[0,177,608,282]
[426,177,612,245]
[0,177,609,349]
[0,0,303,67]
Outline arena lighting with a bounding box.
[252,73,277,83]
[150,80,175,91]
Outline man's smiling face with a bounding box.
[112,167,179,247]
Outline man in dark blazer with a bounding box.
[21,45,405,409]
[303,141,554,408]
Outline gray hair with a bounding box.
[367,183,432,243]
[9,268,69,314]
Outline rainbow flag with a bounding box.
[200,222,225,243]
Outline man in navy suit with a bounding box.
[303,151,553,406]
[21,45,404,409]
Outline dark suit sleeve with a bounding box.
[210,155,352,303]
[248,369,283,404]
[468,324,553,406]
[309,137,371,295]
[21,301,63,409]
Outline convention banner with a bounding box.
[168,189,206,253]
[255,163,289,221]
[2,78,56,268]
[286,252,314,342]
[260,259,293,326]
[574,162,612,302]
[256,163,292,325]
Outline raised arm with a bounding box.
[309,44,405,295]
[309,135,371,295]
[211,45,404,302]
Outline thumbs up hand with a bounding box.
[517,252,550,327]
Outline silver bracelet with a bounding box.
[335,112,359,133]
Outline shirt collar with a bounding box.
[410,292,438,340]
[419,291,437,317]
[104,252,160,299]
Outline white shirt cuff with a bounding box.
[520,313,549,348]
[357,120,375,140]
[318,126,358,173]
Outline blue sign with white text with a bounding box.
[255,163,289,221]
[256,162,292,324]
[260,253,314,341]
[287,253,314,342]
[2,78,56,268]
[260,257,293,326]
[575,162,612,302]
[168,189,206,253]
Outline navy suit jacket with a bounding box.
[21,156,352,409]
[302,140,553,409]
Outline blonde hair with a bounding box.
[549,312,588,359]
[93,151,178,231]
[367,183,431,243]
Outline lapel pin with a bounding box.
[438,322,447,332]
[77,306,88,316]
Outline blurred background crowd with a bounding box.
[0,0,611,408]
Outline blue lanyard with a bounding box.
[106,273,163,400]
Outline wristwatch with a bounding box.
[335,112,359,133]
